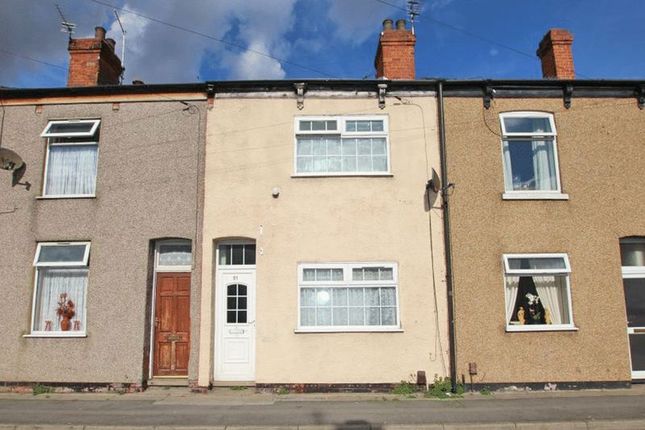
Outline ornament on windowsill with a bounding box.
[56,293,76,331]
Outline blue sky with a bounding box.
[1,0,643,88]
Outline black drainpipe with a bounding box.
[437,81,458,392]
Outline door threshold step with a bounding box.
[148,378,189,387]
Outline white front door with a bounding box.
[215,269,256,381]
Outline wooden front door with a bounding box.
[153,272,190,376]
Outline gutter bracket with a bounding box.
[563,84,573,109]
[294,83,307,110]
[636,85,645,110]
[483,85,494,109]
[377,83,388,109]
[206,84,215,110]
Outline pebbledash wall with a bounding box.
[0,90,206,387]
[443,90,645,387]
[197,84,450,388]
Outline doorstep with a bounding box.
[147,377,189,387]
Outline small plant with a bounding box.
[276,386,289,395]
[425,377,463,399]
[32,384,54,396]
[391,381,417,395]
[230,386,248,391]
[480,387,492,396]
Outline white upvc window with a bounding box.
[503,253,575,332]
[294,116,390,176]
[29,242,90,337]
[297,262,400,332]
[499,112,567,200]
[40,119,100,198]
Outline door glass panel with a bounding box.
[218,244,256,265]
[226,283,248,324]
[624,278,645,327]
[158,243,191,266]
[629,334,645,371]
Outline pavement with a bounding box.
[0,385,645,430]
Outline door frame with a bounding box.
[623,269,645,380]
[213,240,257,382]
[148,239,192,379]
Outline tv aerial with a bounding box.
[407,0,421,34]
[113,9,127,83]
[55,4,76,40]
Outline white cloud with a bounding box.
[326,0,398,46]
[228,40,286,80]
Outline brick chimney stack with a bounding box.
[374,18,416,80]
[67,26,124,87]
[536,29,575,79]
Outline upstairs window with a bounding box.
[499,112,565,199]
[503,253,575,331]
[295,116,389,175]
[41,119,100,197]
[31,242,90,336]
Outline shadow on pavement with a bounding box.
[336,420,383,430]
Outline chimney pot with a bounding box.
[396,19,406,30]
[95,26,106,40]
[536,28,575,79]
[132,80,145,85]
[383,19,394,31]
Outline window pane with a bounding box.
[624,278,645,327]
[372,156,387,172]
[45,145,98,196]
[227,297,236,310]
[297,138,312,155]
[364,268,379,281]
[219,245,231,265]
[366,307,380,325]
[33,268,87,332]
[506,275,570,325]
[301,308,315,326]
[352,268,363,281]
[231,245,244,265]
[38,244,87,264]
[504,140,557,191]
[503,117,552,134]
[316,269,331,281]
[312,138,326,155]
[46,121,97,135]
[621,240,645,267]
[227,284,237,295]
[365,288,380,306]
[297,157,313,173]
[332,288,348,306]
[328,156,342,172]
[507,257,566,271]
[158,244,191,266]
[317,308,331,325]
[326,120,337,131]
[238,311,247,323]
[311,121,326,131]
[629,334,645,371]
[244,245,256,265]
[316,289,331,306]
[349,307,364,325]
[299,121,312,131]
[333,308,348,325]
[342,139,357,155]
[357,156,372,172]
[227,311,236,323]
[238,297,247,310]
[380,268,393,281]
[348,288,364,306]
[382,307,396,325]
[301,288,316,306]
[346,121,357,132]
[327,138,341,155]
[312,156,328,172]
[238,285,247,295]
[357,139,372,155]
[372,138,386,155]
[342,157,357,172]
[332,269,343,281]
[381,288,396,306]
[303,269,315,282]
[371,121,384,132]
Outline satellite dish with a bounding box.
[0,148,24,172]
[426,168,442,194]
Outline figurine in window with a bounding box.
[517,307,526,325]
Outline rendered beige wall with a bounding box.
[444,97,644,384]
[200,95,449,385]
[0,100,205,385]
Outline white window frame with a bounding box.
[293,116,391,177]
[503,253,576,332]
[155,240,192,272]
[620,239,645,379]
[296,262,401,333]
[216,240,257,270]
[27,241,91,338]
[40,119,100,199]
[41,119,101,138]
[499,112,568,200]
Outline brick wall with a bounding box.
[67,27,123,87]
[374,20,416,80]
[536,29,575,79]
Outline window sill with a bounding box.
[505,325,578,333]
[502,192,569,200]
[291,173,393,178]
[37,195,96,200]
[23,333,87,338]
[295,327,403,333]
